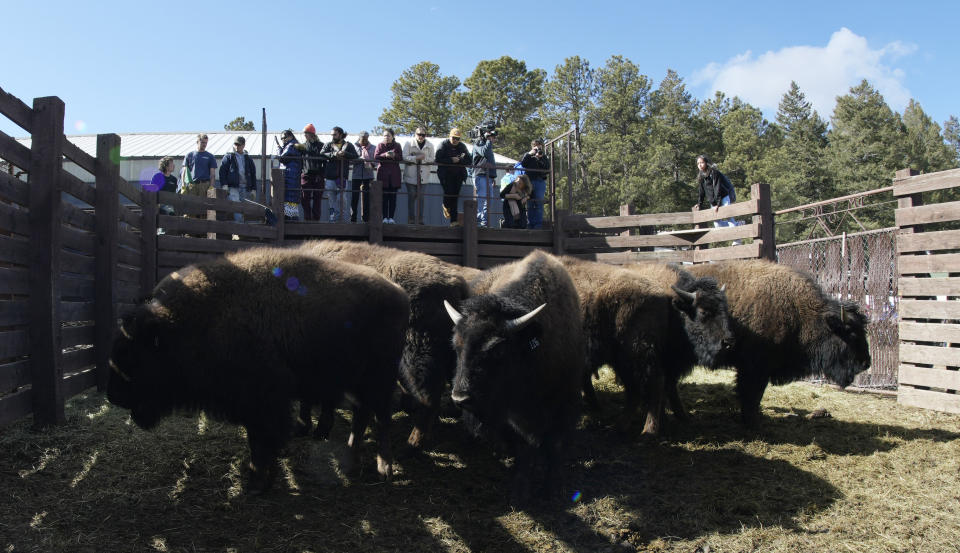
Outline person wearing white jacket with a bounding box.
[402,127,435,224]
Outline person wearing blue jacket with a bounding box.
[277,129,303,221]
[219,136,258,223]
[469,130,497,227]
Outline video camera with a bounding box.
[467,120,497,140]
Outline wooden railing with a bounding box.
[894,167,960,414]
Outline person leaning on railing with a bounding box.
[519,139,549,229]
[277,129,304,221]
[295,124,326,222]
[435,128,470,227]
[319,126,358,223]
[375,128,403,224]
[218,136,259,224]
[351,131,377,223]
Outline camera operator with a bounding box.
[469,127,497,227]
[519,138,550,229]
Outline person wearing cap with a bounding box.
[351,131,377,223]
[180,133,217,197]
[276,129,303,221]
[402,127,435,225]
[434,128,470,226]
[294,124,326,221]
[469,129,497,227]
[218,136,259,223]
[319,126,358,222]
[519,138,550,229]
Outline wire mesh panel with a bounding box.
[777,228,899,389]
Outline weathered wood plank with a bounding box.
[63,348,96,375]
[116,176,142,206]
[61,249,95,276]
[61,225,96,255]
[158,250,223,269]
[285,222,368,238]
[0,300,28,326]
[563,211,692,231]
[384,241,462,256]
[119,204,141,229]
[61,301,94,322]
[899,253,960,275]
[896,228,960,253]
[694,241,762,263]
[62,366,97,399]
[0,129,31,170]
[0,201,30,236]
[895,200,960,227]
[61,275,94,299]
[0,387,33,429]
[0,359,30,391]
[158,215,277,239]
[571,249,694,265]
[898,385,960,414]
[899,299,960,320]
[0,171,29,206]
[118,228,141,251]
[899,321,960,344]
[157,234,259,253]
[0,234,30,265]
[462,200,478,268]
[899,343,960,367]
[158,190,269,217]
[692,199,760,225]
[478,243,549,258]
[893,168,960,197]
[60,202,96,232]
[565,223,757,251]
[898,365,960,392]
[62,140,96,175]
[0,329,30,359]
[0,266,30,295]
[899,277,960,297]
[478,228,553,245]
[60,171,96,206]
[115,265,141,285]
[0,85,33,132]
[62,324,95,347]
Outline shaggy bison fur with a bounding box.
[686,259,871,423]
[447,251,586,501]
[294,240,470,448]
[563,258,733,434]
[107,247,409,491]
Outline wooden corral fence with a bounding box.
[558,182,775,264]
[894,167,960,414]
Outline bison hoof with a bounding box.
[407,427,425,449]
[246,462,276,495]
[377,455,393,482]
[294,421,311,437]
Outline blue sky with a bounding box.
[2,0,957,139]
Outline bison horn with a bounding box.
[444,300,463,325]
[506,303,547,330]
[671,285,698,304]
[719,284,726,293]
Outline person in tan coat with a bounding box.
[402,127,435,224]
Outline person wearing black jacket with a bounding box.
[519,139,550,229]
[219,136,258,223]
[435,128,471,226]
[295,124,326,221]
[319,126,359,222]
[694,154,740,231]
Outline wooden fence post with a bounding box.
[369,180,383,244]
[553,208,566,256]
[28,96,65,426]
[462,199,478,268]
[272,168,285,245]
[140,185,158,294]
[208,187,229,240]
[752,182,776,260]
[94,134,120,391]
[895,168,922,234]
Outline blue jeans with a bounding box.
[526,178,546,229]
[227,186,256,223]
[474,174,492,227]
[325,178,348,222]
[713,195,739,228]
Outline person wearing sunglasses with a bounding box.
[434,128,470,226]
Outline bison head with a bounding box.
[107,301,177,429]
[444,296,545,423]
[670,273,734,367]
[815,300,871,387]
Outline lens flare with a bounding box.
[74,120,87,132]
[571,490,582,502]
[272,267,283,278]
[297,285,307,296]
[140,168,161,192]
[109,145,123,165]
[285,277,300,291]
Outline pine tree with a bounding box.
[902,100,957,173]
[645,69,701,214]
[451,56,546,159]
[718,97,774,196]
[944,116,960,165]
[378,61,460,136]
[542,56,594,211]
[224,116,255,131]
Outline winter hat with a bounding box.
[303,123,316,135]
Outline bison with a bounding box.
[562,257,733,435]
[294,239,471,448]
[445,251,585,501]
[107,247,409,491]
[685,259,871,423]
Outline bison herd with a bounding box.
[107,240,871,501]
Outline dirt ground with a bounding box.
[2,368,959,553]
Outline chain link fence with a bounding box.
[777,228,899,389]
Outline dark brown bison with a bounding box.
[686,259,871,423]
[294,239,470,448]
[446,251,585,501]
[562,257,733,434]
[107,247,409,492]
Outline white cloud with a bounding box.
[691,28,916,120]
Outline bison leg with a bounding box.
[664,373,688,421]
[641,370,665,436]
[735,370,768,425]
[581,370,600,411]
[295,400,313,436]
[313,401,335,440]
[373,406,394,481]
[245,424,285,494]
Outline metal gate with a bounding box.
[776,228,899,389]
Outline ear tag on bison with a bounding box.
[529,337,540,350]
